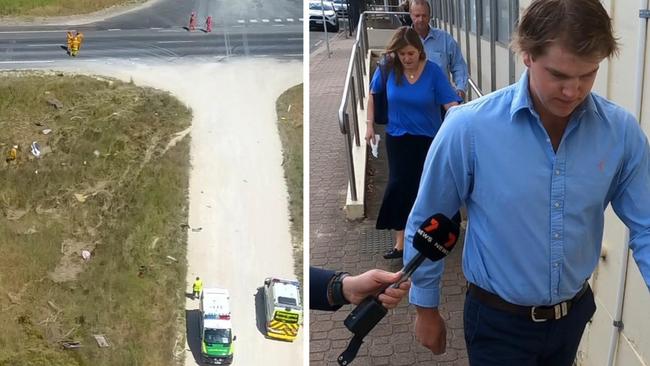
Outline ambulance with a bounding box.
[263,277,303,341]
[199,288,235,364]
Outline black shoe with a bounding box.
[383,248,403,259]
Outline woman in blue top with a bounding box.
[365,26,460,259]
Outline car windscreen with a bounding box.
[309,2,334,11]
[204,329,231,345]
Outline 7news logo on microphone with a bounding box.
[413,214,459,261]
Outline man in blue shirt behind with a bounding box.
[410,0,468,100]
[404,0,650,364]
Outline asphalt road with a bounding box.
[0,0,303,67]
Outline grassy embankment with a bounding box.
[0,0,143,17]
[275,84,303,284]
[0,72,191,366]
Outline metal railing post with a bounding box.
[489,0,497,91]
[344,112,358,201]
[350,75,361,147]
[476,0,483,91]
[464,0,472,99]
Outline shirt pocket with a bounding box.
[427,52,446,72]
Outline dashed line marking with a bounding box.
[249,19,258,23]
[0,60,54,64]
[287,18,295,22]
[262,19,270,23]
[274,18,282,22]
[157,40,195,44]
[107,28,120,31]
[237,19,245,23]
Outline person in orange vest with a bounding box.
[205,16,213,33]
[66,31,73,55]
[189,11,197,31]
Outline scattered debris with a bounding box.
[138,265,146,277]
[42,129,52,135]
[24,227,38,235]
[287,104,292,112]
[47,300,62,313]
[150,237,160,250]
[74,194,87,203]
[81,250,91,261]
[166,255,178,262]
[6,145,18,162]
[46,97,63,110]
[180,223,190,230]
[191,227,202,232]
[93,150,100,157]
[7,292,20,305]
[92,334,110,348]
[30,142,41,158]
[61,340,82,350]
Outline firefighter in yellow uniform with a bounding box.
[192,276,203,299]
[66,31,73,55]
[70,32,83,57]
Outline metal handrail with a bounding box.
[338,10,484,202]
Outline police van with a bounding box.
[263,277,303,341]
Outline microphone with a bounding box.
[338,213,460,365]
[391,213,460,288]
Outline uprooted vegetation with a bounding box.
[0,71,191,365]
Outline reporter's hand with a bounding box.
[341,269,410,308]
[415,306,447,354]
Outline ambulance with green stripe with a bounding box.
[199,288,236,364]
[263,277,302,341]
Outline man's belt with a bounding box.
[467,282,590,322]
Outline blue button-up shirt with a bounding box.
[421,27,468,93]
[405,71,650,307]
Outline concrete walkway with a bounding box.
[309,33,469,365]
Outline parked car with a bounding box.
[309,0,340,32]
[332,0,348,18]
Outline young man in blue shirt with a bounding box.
[405,0,650,364]
[410,0,468,100]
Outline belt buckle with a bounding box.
[530,306,547,322]
[531,302,569,322]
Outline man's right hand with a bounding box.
[415,306,447,354]
[365,123,375,144]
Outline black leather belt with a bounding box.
[467,282,590,322]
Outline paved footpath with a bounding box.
[309,33,470,366]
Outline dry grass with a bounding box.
[0,71,191,366]
[275,84,303,284]
[0,0,144,17]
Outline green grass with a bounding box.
[0,0,144,17]
[0,72,191,366]
[275,84,303,284]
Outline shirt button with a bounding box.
[555,170,561,175]
[554,202,561,208]
[554,263,559,267]
[554,232,560,239]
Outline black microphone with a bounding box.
[338,213,460,365]
[391,213,460,288]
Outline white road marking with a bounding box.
[0,30,64,34]
[274,18,282,22]
[157,40,195,44]
[249,19,258,23]
[287,38,303,41]
[299,18,304,21]
[237,20,245,23]
[262,19,270,23]
[108,28,121,31]
[151,27,162,30]
[287,18,295,22]
[0,60,54,64]
[272,24,286,27]
[26,44,61,47]
[314,40,323,47]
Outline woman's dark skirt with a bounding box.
[376,133,433,231]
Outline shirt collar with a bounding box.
[509,69,601,121]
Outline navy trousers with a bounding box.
[464,286,596,366]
